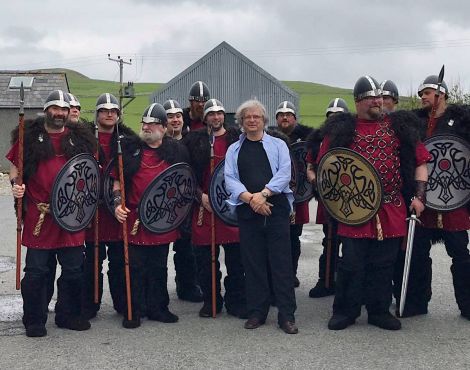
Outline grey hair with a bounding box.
[235,99,269,128]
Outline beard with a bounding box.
[210,121,224,132]
[367,106,382,120]
[45,111,67,129]
[139,129,163,144]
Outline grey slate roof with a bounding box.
[0,71,69,108]
[151,41,298,124]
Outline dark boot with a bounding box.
[368,312,401,330]
[21,275,48,337]
[55,277,90,331]
[107,243,126,314]
[309,279,335,298]
[174,239,203,302]
[327,314,355,330]
[451,260,470,316]
[45,252,57,308]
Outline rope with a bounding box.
[33,203,50,236]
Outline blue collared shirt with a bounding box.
[224,131,293,210]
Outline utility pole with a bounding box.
[108,54,132,111]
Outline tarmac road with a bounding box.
[0,195,468,370]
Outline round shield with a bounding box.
[139,162,196,233]
[102,159,116,216]
[291,141,314,203]
[51,153,100,232]
[209,159,238,226]
[424,135,470,211]
[317,148,383,225]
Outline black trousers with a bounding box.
[82,241,125,314]
[290,224,303,278]
[238,213,296,324]
[126,244,170,317]
[194,243,245,310]
[333,237,400,319]
[394,227,470,313]
[22,247,84,327]
[318,222,340,283]
[173,237,199,292]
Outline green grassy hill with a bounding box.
[59,69,356,131]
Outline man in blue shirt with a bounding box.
[225,99,298,334]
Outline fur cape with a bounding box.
[10,117,96,183]
[319,111,422,206]
[182,126,240,185]
[411,104,470,142]
[120,135,189,195]
[83,119,139,167]
[281,123,313,144]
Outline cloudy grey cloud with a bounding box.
[1,0,470,96]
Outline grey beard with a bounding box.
[46,116,66,130]
[140,130,163,144]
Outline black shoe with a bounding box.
[198,302,222,318]
[460,311,470,320]
[55,316,91,331]
[122,315,141,329]
[25,324,47,338]
[294,277,300,288]
[368,313,401,330]
[244,317,265,329]
[309,280,335,298]
[279,320,298,334]
[396,305,428,318]
[328,314,355,330]
[177,285,203,303]
[148,309,179,323]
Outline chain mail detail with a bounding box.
[351,121,402,206]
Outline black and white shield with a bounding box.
[51,153,100,232]
[139,162,196,233]
[291,141,314,203]
[102,159,116,216]
[209,159,238,226]
[424,135,470,211]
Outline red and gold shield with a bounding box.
[317,148,383,225]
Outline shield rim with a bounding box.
[208,159,238,227]
[317,147,383,225]
[51,153,99,232]
[102,158,116,216]
[290,141,314,203]
[138,162,196,233]
[424,134,470,211]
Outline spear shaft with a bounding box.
[426,65,445,137]
[15,83,25,290]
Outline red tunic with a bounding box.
[6,130,86,249]
[419,207,470,231]
[189,119,205,131]
[306,146,328,224]
[125,147,179,246]
[191,133,239,245]
[293,201,309,225]
[317,117,431,238]
[85,132,122,243]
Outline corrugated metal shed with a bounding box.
[0,71,69,108]
[0,71,70,171]
[151,41,298,125]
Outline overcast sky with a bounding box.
[2,0,470,96]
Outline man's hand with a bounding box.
[115,204,130,223]
[410,197,425,217]
[201,193,213,213]
[255,202,273,216]
[306,167,316,184]
[12,183,25,199]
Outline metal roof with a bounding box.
[151,41,299,124]
[0,71,69,108]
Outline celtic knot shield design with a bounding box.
[209,159,238,226]
[317,148,383,225]
[291,141,314,203]
[424,135,470,211]
[139,163,196,233]
[51,153,100,232]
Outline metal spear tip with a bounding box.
[438,65,445,83]
[20,82,24,101]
